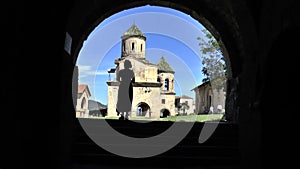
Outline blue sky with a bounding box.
[76,5,209,105]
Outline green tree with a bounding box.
[197,29,226,92]
[180,102,190,115]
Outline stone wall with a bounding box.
[76,91,90,117]
[161,94,176,116]
[106,82,119,117]
[158,73,175,92]
[131,87,161,119]
[194,83,225,114]
[122,37,145,58]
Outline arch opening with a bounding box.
[160,109,170,118]
[136,102,151,117]
[69,2,241,123]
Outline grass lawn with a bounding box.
[160,114,225,122]
[91,114,225,122]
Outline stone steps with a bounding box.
[70,119,240,168]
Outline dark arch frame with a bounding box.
[60,1,263,168]
[66,0,258,122]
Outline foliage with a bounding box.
[176,101,190,115]
[180,102,190,114]
[197,29,226,92]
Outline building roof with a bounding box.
[180,95,193,99]
[175,95,194,100]
[78,84,91,96]
[191,81,210,91]
[157,56,175,73]
[121,24,145,39]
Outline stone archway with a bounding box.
[136,102,151,117]
[67,0,259,124]
[160,109,170,118]
[60,0,266,167]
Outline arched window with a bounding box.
[141,44,143,52]
[164,79,169,91]
[132,42,135,50]
[81,97,86,109]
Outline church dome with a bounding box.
[121,24,146,39]
[157,56,175,73]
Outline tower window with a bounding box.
[164,79,169,91]
[157,77,161,82]
[132,42,135,50]
[141,44,143,52]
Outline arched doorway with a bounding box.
[136,102,151,117]
[160,109,170,118]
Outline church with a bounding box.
[106,24,176,119]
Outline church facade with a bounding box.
[192,81,226,114]
[106,24,176,119]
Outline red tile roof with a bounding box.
[78,84,91,97]
[78,84,87,93]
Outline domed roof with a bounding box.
[121,24,145,39]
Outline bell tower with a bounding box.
[121,24,146,59]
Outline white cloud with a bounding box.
[78,65,93,71]
[78,65,108,77]
[95,70,108,75]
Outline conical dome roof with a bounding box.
[157,56,175,73]
[122,24,145,39]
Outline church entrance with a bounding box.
[136,102,151,117]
